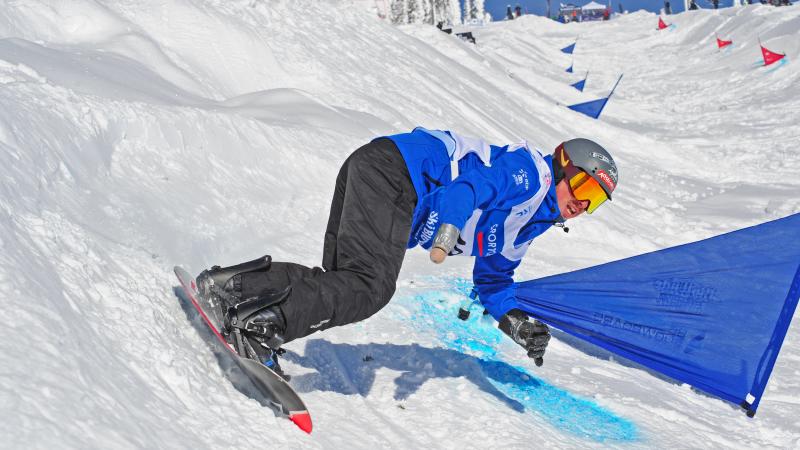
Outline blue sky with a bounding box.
[483,0,737,18]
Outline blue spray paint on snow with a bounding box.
[765,57,788,73]
[394,279,638,443]
[752,58,789,71]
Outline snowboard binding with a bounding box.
[196,255,291,379]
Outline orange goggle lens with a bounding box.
[568,171,608,214]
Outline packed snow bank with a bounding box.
[0,1,798,448]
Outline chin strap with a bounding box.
[527,219,569,234]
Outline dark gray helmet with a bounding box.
[553,138,618,200]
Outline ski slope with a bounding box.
[1,1,798,448]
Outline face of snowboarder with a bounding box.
[556,177,589,219]
[553,139,616,219]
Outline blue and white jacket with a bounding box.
[384,128,562,320]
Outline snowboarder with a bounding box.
[196,128,619,374]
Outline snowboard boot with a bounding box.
[225,288,292,378]
[195,255,272,301]
[195,255,291,377]
[195,255,272,325]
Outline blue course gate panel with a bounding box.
[516,213,800,416]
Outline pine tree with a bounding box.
[422,0,434,24]
[463,0,474,20]
[390,0,470,25]
[447,0,461,24]
[407,0,420,23]
[390,0,407,24]
[465,0,484,22]
[438,0,454,25]
[474,0,486,21]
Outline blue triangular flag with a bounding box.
[565,64,573,73]
[566,74,622,119]
[515,214,800,416]
[561,42,576,54]
[571,71,588,92]
[567,97,607,118]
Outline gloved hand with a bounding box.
[498,309,551,367]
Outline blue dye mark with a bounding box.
[765,57,788,73]
[395,279,638,443]
[715,45,734,55]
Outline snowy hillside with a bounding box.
[1,1,798,448]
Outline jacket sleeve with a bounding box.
[437,153,537,230]
[473,252,524,321]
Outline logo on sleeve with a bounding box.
[484,224,499,257]
[515,205,533,217]
[513,169,529,190]
[417,211,439,244]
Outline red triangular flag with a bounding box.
[716,37,732,49]
[761,45,786,66]
[658,17,668,30]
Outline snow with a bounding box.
[1,1,798,448]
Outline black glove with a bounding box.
[498,309,551,367]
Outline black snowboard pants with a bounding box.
[240,138,417,343]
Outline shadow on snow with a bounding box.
[285,339,638,443]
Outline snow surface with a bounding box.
[1,1,798,448]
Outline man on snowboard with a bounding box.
[197,128,619,375]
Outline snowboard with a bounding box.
[173,265,312,434]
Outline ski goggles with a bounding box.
[565,166,608,214]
